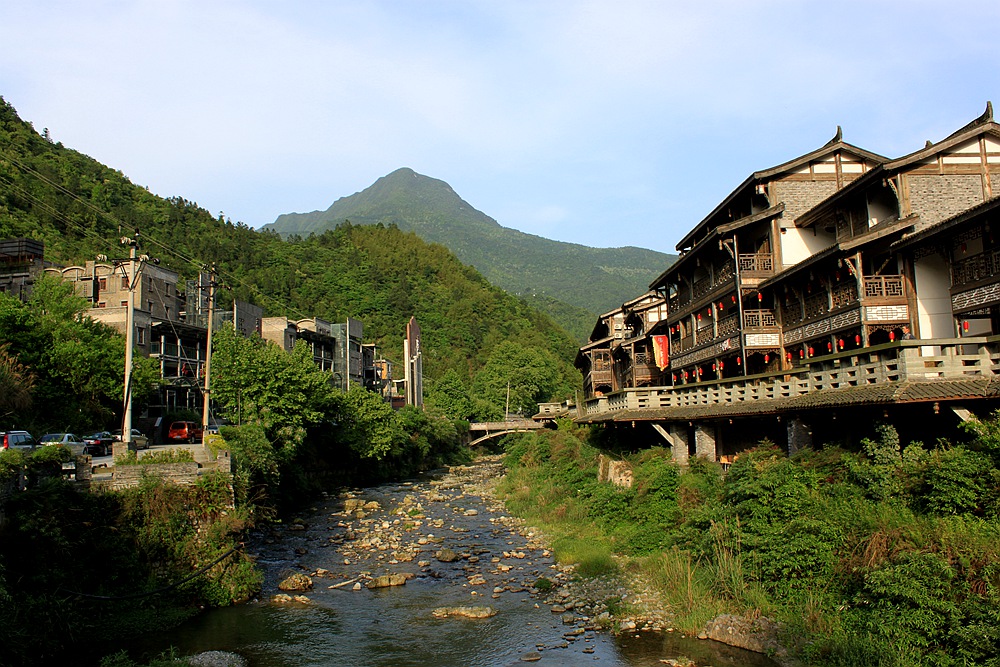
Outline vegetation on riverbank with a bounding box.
[498,418,1000,666]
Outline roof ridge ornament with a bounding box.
[985,100,994,122]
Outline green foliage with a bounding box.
[499,414,1000,667]
[114,449,195,466]
[470,340,573,418]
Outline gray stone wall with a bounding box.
[597,454,633,488]
[694,423,717,460]
[908,174,984,230]
[991,173,1000,198]
[112,462,200,490]
[771,180,838,222]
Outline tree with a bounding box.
[0,343,33,421]
[470,341,566,418]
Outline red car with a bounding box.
[167,421,203,444]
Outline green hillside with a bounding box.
[0,97,579,400]
[265,168,676,340]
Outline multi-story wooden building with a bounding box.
[570,104,1000,462]
[576,292,669,397]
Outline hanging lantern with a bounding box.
[889,331,895,341]
[719,361,724,370]
[786,352,792,362]
[808,346,814,357]
[757,292,763,301]
[719,301,724,310]
[838,339,844,349]
[736,356,742,366]
[835,270,841,281]
[764,354,770,363]
[827,342,833,352]
[712,363,717,371]
[684,371,689,379]
[697,313,702,321]
[732,295,737,303]
[707,307,712,316]
[672,374,677,382]
[963,320,970,331]
[799,349,805,359]
[855,334,861,345]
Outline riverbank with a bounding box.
[126,454,776,667]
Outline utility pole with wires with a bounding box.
[113,229,156,457]
[200,265,219,444]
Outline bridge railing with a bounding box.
[581,337,1000,417]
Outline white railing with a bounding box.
[581,337,999,417]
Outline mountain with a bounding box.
[264,168,676,340]
[0,96,579,394]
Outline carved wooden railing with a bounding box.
[952,250,1000,288]
[863,275,905,299]
[738,253,774,274]
[742,309,777,328]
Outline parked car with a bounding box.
[111,428,149,450]
[167,421,203,444]
[1,430,37,452]
[81,431,114,457]
[39,433,85,456]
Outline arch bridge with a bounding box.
[466,420,549,447]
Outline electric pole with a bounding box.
[117,230,154,455]
[201,265,217,444]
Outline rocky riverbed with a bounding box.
[125,456,778,666]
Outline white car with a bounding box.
[39,433,85,456]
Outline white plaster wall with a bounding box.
[913,253,954,338]
[778,227,834,267]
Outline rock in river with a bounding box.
[277,573,313,592]
[431,606,497,619]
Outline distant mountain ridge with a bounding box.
[264,168,676,340]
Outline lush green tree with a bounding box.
[0,343,34,420]
[470,341,569,418]
[209,325,336,456]
[332,385,406,460]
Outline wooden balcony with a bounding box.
[581,337,1000,419]
[863,275,905,300]
[738,253,774,278]
[742,309,777,329]
[952,250,1000,289]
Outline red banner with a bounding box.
[652,335,669,370]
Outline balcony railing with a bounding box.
[738,253,774,274]
[952,250,1000,288]
[582,337,1000,418]
[717,313,740,338]
[742,309,777,328]
[863,275,904,299]
[695,322,715,345]
[831,281,859,309]
[804,291,829,319]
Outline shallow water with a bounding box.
[123,462,778,667]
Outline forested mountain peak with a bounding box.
[0,95,580,413]
[266,168,677,342]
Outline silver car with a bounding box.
[39,433,85,456]
[111,428,149,450]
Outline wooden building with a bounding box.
[569,104,1000,462]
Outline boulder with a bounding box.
[278,573,313,592]
[435,548,461,563]
[366,573,411,589]
[431,606,497,619]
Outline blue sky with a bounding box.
[2,1,998,254]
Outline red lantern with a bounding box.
[855,334,861,345]
[707,307,712,316]
[712,363,717,371]
[718,302,724,310]
[963,321,970,331]
[838,339,844,349]
[764,354,770,363]
[889,331,895,341]
[757,292,763,301]
[736,356,742,366]
[799,349,805,359]
[786,352,792,361]
[732,295,737,303]
[827,342,833,352]
[808,346,814,357]
[697,313,702,321]
[684,371,689,379]
[719,361,724,370]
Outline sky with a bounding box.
[1,1,998,255]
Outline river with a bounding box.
[126,458,778,667]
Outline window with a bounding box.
[121,276,129,289]
[121,300,128,307]
[136,327,145,345]
[98,301,107,308]
[99,277,107,290]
